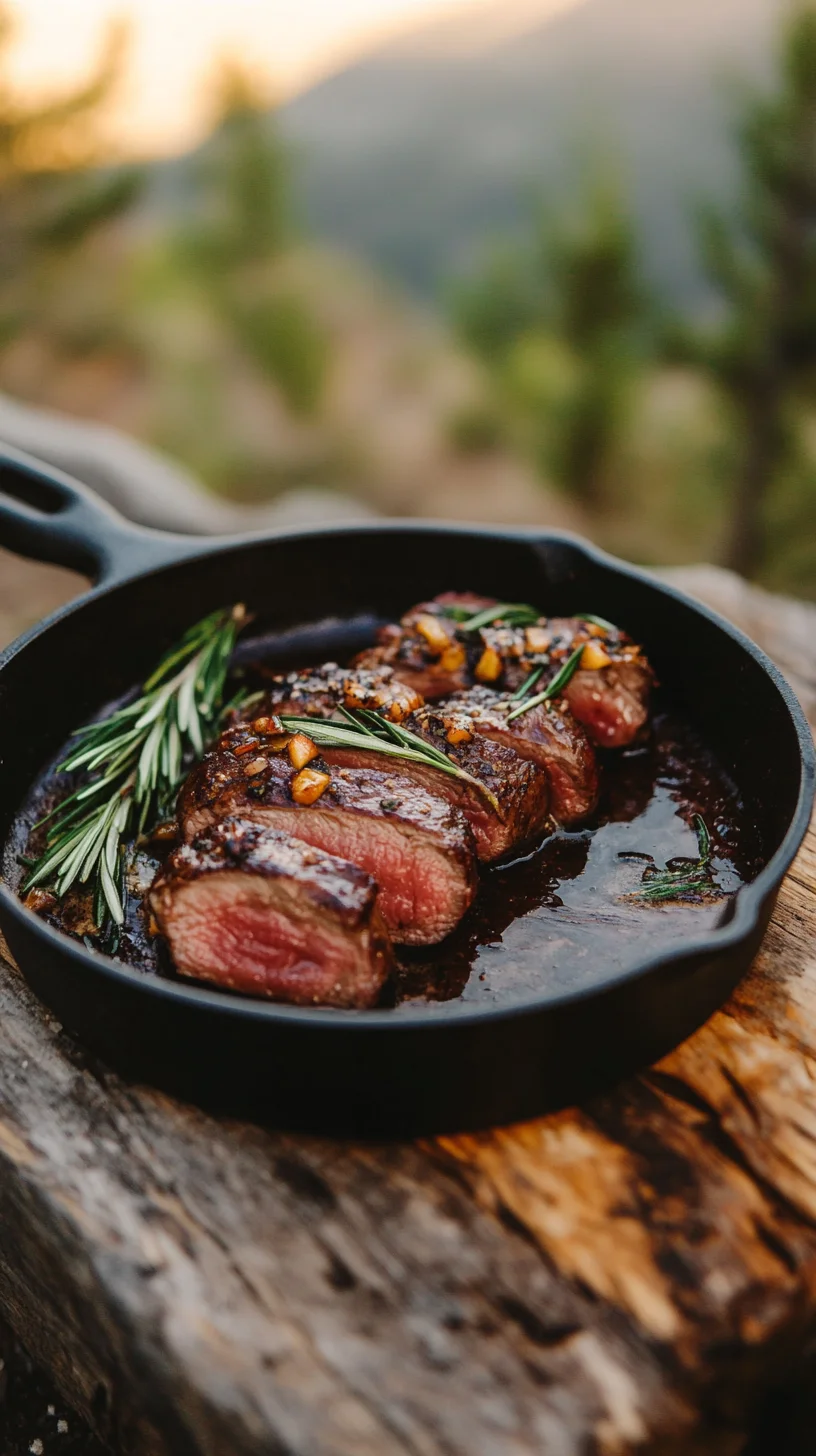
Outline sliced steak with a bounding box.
[317,729,550,863]
[178,725,478,946]
[244,700,551,861]
[241,680,552,861]
[355,594,653,748]
[559,654,653,749]
[150,819,393,1008]
[356,592,480,699]
[432,687,600,825]
[399,705,551,859]
[253,661,422,724]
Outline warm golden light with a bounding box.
[4,0,578,158]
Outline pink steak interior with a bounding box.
[162,874,381,1007]
[236,805,473,945]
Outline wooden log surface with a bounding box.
[0,561,813,1456]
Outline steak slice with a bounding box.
[355,594,653,748]
[314,732,550,863]
[355,592,480,699]
[432,687,599,825]
[241,677,552,861]
[178,725,478,946]
[150,819,393,1008]
[245,699,551,862]
[253,662,423,724]
[559,654,653,749]
[394,704,551,858]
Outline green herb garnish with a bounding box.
[620,815,720,903]
[436,605,475,623]
[24,605,247,930]
[575,613,619,634]
[279,710,500,813]
[439,602,621,639]
[510,666,545,703]
[505,644,585,722]
[439,601,541,632]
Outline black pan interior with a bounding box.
[0,524,810,1130]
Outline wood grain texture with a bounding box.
[0,566,813,1456]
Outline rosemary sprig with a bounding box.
[25,605,247,929]
[435,604,474,623]
[440,599,623,640]
[439,601,541,632]
[439,601,622,638]
[279,710,501,813]
[620,815,720,904]
[505,644,585,722]
[509,666,544,703]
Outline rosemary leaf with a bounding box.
[622,816,721,904]
[455,602,541,633]
[633,874,713,904]
[695,813,711,863]
[338,705,380,738]
[25,823,89,889]
[99,847,123,925]
[390,721,460,771]
[510,667,544,703]
[357,707,405,745]
[436,605,473,622]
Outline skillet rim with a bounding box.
[0,520,813,1033]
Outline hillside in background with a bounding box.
[0,228,579,531]
[280,0,786,301]
[4,0,813,598]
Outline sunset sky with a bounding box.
[5,0,578,157]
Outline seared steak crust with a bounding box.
[354,593,653,748]
[252,662,422,723]
[151,818,393,1008]
[243,681,552,861]
[356,593,480,700]
[178,724,478,945]
[433,687,600,825]
[156,816,380,919]
[266,713,552,862]
[400,704,551,859]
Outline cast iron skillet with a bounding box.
[0,443,812,1135]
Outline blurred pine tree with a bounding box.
[453,173,647,506]
[176,65,326,417]
[678,2,816,579]
[544,180,645,505]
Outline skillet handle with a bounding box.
[0,443,204,585]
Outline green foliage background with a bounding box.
[0,1,815,597]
